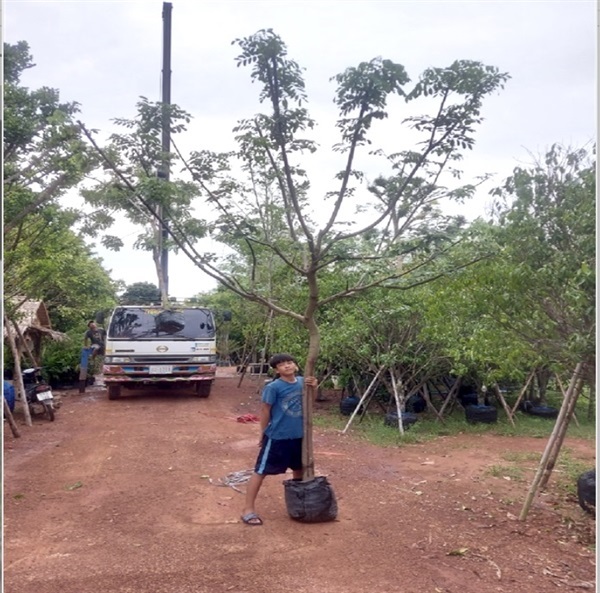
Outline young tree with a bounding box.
[85,30,508,478]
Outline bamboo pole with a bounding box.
[554,373,580,427]
[519,362,584,521]
[492,384,516,428]
[537,374,584,492]
[4,315,33,427]
[510,369,536,415]
[341,366,384,434]
[439,379,460,417]
[10,319,40,368]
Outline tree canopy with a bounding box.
[3,41,117,331]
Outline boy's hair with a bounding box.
[268,353,296,369]
[87,320,95,328]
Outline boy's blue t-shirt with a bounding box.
[262,376,304,440]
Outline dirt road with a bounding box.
[4,368,595,593]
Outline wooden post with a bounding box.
[4,315,33,427]
[519,362,584,521]
[4,398,21,438]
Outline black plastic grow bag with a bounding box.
[283,476,338,523]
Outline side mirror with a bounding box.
[222,310,232,322]
[94,311,106,324]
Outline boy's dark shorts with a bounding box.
[254,436,302,475]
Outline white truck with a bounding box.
[102,305,218,400]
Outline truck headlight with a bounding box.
[110,357,131,363]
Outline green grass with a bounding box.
[554,448,595,498]
[501,451,541,463]
[484,464,526,481]
[314,402,596,446]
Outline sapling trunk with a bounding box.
[302,315,319,480]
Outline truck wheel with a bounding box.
[108,385,121,400]
[194,382,212,398]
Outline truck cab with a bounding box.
[102,305,217,400]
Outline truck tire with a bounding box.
[108,384,122,400]
[195,382,212,398]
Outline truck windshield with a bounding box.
[108,307,215,340]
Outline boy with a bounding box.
[241,353,317,526]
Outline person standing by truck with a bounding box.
[79,321,106,392]
[84,320,106,360]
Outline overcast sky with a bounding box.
[5,0,597,298]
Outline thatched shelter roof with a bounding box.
[6,299,66,342]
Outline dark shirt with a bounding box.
[85,328,106,353]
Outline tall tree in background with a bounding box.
[81,98,204,304]
[84,30,509,478]
[119,282,162,305]
[3,41,117,328]
[421,145,595,391]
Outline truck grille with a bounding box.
[131,355,198,364]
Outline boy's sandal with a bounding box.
[241,512,263,526]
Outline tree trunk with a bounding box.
[301,267,320,481]
[302,315,319,480]
[536,367,552,403]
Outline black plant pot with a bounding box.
[384,411,419,429]
[339,395,362,416]
[577,469,596,515]
[283,476,338,523]
[465,404,498,424]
